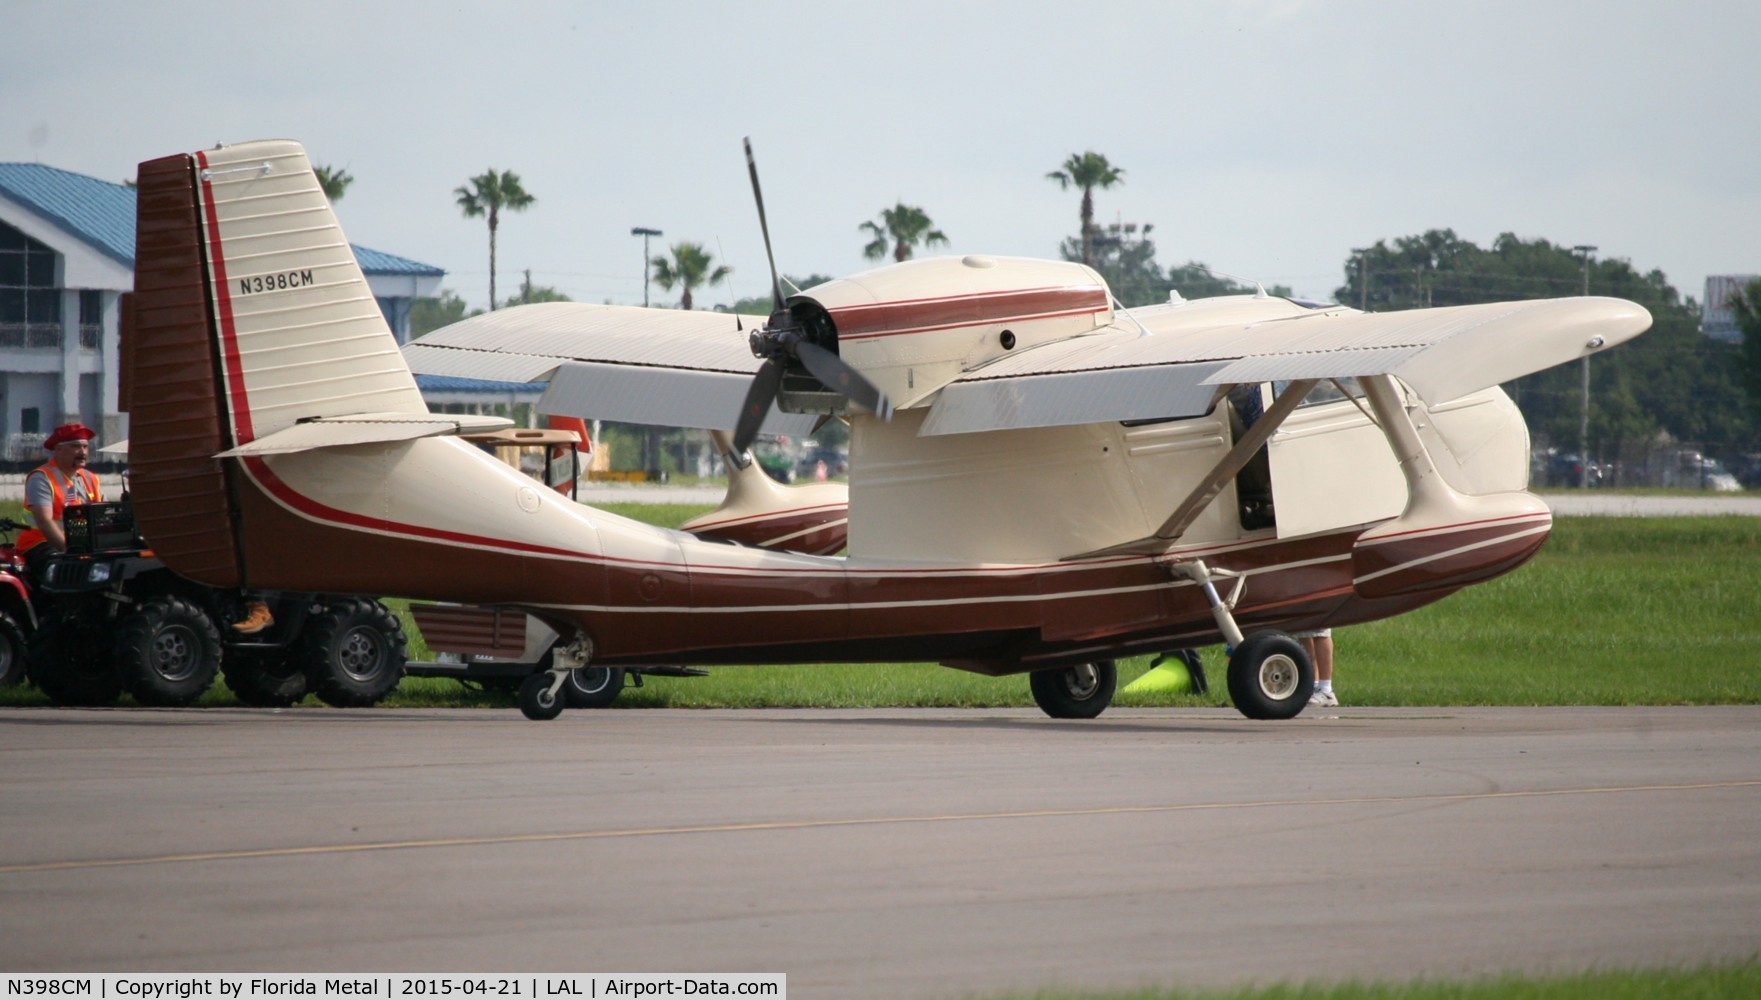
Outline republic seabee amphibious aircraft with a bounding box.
[123,139,1651,720]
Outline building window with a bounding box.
[0,219,60,348]
[79,289,101,348]
[21,407,40,435]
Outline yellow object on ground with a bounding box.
[1122,655,1192,695]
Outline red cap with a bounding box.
[43,423,97,450]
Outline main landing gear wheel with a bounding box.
[563,665,626,708]
[1029,660,1117,719]
[518,672,566,721]
[1226,631,1313,720]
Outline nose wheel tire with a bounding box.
[1029,660,1117,719]
[1226,631,1314,720]
[518,672,566,721]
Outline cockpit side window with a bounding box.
[1274,377,1364,408]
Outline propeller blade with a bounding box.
[795,341,894,421]
[742,137,787,318]
[732,358,787,455]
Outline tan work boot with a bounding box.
[232,600,275,635]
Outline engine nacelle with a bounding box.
[795,255,1114,409]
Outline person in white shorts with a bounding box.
[1293,628,1336,706]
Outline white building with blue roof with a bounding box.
[0,160,470,461]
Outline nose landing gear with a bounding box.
[516,632,594,721]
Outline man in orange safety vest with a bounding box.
[19,422,103,578]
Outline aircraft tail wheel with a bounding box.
[1226,631,1313,720]
[518,671,566,721]
[1029,660,1117,719]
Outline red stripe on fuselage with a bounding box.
[830,285,1107,341]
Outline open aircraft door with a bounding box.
[1262,381,1406,539]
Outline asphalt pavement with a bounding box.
[3,705,1758,996]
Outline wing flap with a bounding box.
[538,361,816,434]
[920,361,1226,436]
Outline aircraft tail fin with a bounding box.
[128,140,428,585]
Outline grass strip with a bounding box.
[986,958,1761,1000]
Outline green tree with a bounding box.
[454,169,536,311]
[504,272,573,309]
[409,290,479,339]
[1731,278,1761,423]
[1334,232,1759,470]
[724,275,836,317]
[650,242,731,310]
[1046,151,1125,267]
[1059,222,1288,309]
[859,204,949,262]
[314,164,354,202]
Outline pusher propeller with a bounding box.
[733,138,892,455]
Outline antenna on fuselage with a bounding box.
[1111,296,1155,339]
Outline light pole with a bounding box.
[1573,244,1597,488]
[631,227,662,307]
[1351,247,1370,311]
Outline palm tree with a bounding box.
[859,204,949,262]
[1046,152,1126,267]
[454,169,536,310]
[650,242,731,310]
[314,164,354,202]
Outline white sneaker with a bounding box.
[1309,689,1338,707]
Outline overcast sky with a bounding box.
[7,0,1757,311]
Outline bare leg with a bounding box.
[1311,635,1334,683]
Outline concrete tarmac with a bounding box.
[2,705,1758,996]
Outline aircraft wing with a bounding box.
[920,296,1651,435]
[402,302,817,434]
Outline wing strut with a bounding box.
[1068,379,1318,559]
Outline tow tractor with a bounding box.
[23,498,408,708]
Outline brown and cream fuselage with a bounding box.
[126,140,1583,679]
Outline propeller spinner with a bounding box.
[733,139,893,455]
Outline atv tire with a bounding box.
[28,617,122,706]
[300,599,407,707]
[223,649,309,708]
[116,596,222,707]
[0,611,25,687]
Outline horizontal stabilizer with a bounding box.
[215,412,514,457]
